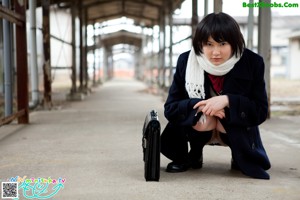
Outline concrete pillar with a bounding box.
[258,1,271,118]
[247,0,254,50]
[204,0,209,16]
[214,0,222,13]
[288,37,300,79]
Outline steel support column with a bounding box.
[159,6,166,88]
[14,0,29,123]
[71,1,77,93]
[107,49,113,79]
[66,1,86,101]
[2,0,13,117]
[92,22,97,86]
[134,49,142,80]
[29,0,39,107]
[192,0,198,37]
[168,0,173,86]
[78,3,89,93]
[82,8,88,92]
[0,21,3,95]
[103,47,109,81]
[78,1,83,90]
[150,28,155,85]
[42,0,52,107]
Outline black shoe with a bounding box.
[189,154,203,169]
[166,159,203,173]
[166,162,190,173]
[191,160,203,169]
[231,158,240,170]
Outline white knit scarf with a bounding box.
[185,47,241,123]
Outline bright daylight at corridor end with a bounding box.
[0,0,300,199]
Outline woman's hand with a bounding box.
[193,95,229,117]
[214,109,226,119]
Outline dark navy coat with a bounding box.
[162,49,271,179]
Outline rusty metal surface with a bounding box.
[14,0,29,124]
[0,4,25,26]
[0,0,29,124]
[0,109,26,126]
[1,0,186,125]
[42,0,52,107]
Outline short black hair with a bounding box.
[192,12,245,57]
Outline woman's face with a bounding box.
[202,36,233,65]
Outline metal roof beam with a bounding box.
[83,0,161,9]
[89,12,156,24]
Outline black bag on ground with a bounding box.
[142,110,161,181]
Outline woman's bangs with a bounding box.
[210,23,227,42]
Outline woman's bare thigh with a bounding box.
[216,120,226,133]
[192,115,217,131]
[192,115,226,133]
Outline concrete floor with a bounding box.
[0,78,299,200]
